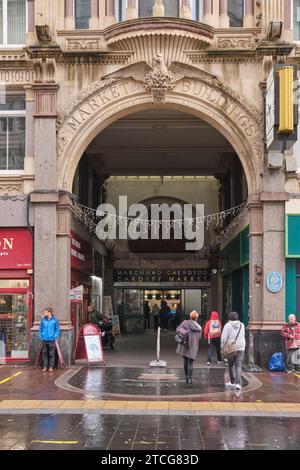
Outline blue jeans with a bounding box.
[228,351,244,386]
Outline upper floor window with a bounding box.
[0,91,26,172]
[228,0,244,27]
[0,0,26,46]
[117,0,204,22]
[294,0,300,41]
[75,0,91,29]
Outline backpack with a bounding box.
[209,320,221,339]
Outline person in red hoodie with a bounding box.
[204,311,223,365]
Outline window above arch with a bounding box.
[228,0,244,27]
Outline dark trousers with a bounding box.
[42,341,55,369]
[286,348,299,371]
[154,316,159,330]
[207,337,222,363]
[183,356,194,380]
[144,315,150,329]
[228,351,244,386]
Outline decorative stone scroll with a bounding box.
[66,38,105,51]
[217,37,254,50]
[0,69,35,84]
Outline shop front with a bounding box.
[0,228,33,363]
[113,268,211,333]
[221,227,249,326]
[70,230,103,345]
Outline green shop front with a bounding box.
[221,227,249,326]
[286,215,300,322]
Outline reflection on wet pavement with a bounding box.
[67,367,248,398]
[0,414,299,450]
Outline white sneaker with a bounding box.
[225,382,235,388]
[217,361,223,364]
[207,362,211,366]
[235,384,241,391]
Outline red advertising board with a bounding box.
[75,323,104,366]
[70,230,92,272]
[0,228,33,269]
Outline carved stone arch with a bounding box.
[57,67,264,195]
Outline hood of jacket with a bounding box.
[229,320,241,330]
[187,319,202,332]
[210,311,219,321]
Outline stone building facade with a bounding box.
[0,0,300,367]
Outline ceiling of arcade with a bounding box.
[85,109,236,178]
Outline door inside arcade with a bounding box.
[114,287,208,334]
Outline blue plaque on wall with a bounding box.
[267,272,283,293]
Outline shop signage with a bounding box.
[114,269,212,284]
[0,228,32,269]
[267,272,283,293]
[70,230,92,272]
[69,285,84,303]
[75,324,104,365]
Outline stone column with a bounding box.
[23,86,35,194]
[29,83,73,366]
[56,193,74,366]
[89,0,99,29]
[219,0,229,27]
[153,0,165,17]
[104,0,116,26]
[27,0,35,45]
[203,0,213,26]
[65,0,75,29]
[283,0,293,41]
[181,0,192,19]
[261,0,284,34]
[126,0,138,20]
[244,0,254,28]
[246,196,263,371]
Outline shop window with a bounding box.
[294,0,300,41]
[0,91,26,172]
[0,0,26,46]
[0,292,29,360]
[228,0,244,27]
[75,0,91,29]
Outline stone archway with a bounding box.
[56,65,264,195]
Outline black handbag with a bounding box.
[175,331,189,345]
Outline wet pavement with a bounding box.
[64,366,250,399]
[0,414,299,450]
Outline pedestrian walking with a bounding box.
[159,300,170,331]
[221,312,245,391]
[176,311,202,387]
[152,303,160,330]
[143,301,151,329]
[38,308,60,373]
[204,311,223,365]
[281,314,300,373]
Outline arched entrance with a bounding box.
[57,67,264,195]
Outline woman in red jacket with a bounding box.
[204,311,223,365]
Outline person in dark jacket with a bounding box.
[204,311,223,365]
[143,301,151,329]
[176,311,202,387]
[88,304,107,326]
[38,308,60,373]
[159,300,171,331]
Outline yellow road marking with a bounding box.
[0,371,22,385]
[31,440,78,445]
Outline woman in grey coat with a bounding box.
[176,311,202,387]
[221,311,246,391]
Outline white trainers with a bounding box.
[235,384,241,391]
[207,362,211,366]
[225,382,235,388]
